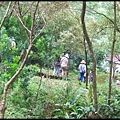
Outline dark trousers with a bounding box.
[79,72,84,82]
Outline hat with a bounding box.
[65,53,69,58]
[80,60,86,64]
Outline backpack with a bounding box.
[55,60,60,66]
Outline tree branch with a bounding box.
[0,1,12,29]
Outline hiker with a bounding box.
[11,37,16,49]
[89,70,93,83]
[53,56,61,77]
[8,37,16,63]
[60,53,69,79]
[89,68,98,83]
[78,60,86,82]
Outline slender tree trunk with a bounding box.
[108,1,116,105]
[81,1,98,111]
[84,38,88,89]
[0,2,38,118]
[0,44,32,118]
[0,2,67,118]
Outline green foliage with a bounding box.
[34,37,47,59]
[1,1,120,119]
[95,83,120,118]
[5,65,40,118]
[23,14,32,29]
[3,70,120,119]
[96,73,109,84]
[0,72,11,98]
[51,82,92,119]
[110,90,120,118]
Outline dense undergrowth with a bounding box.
[1,65,120,119]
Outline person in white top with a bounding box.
[60,53,69,79]
[78,60,86,82]
[11,37,16,49]
[8,37,16,63]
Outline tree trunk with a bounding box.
[84,38,88,89]
[81,1,98,111]
[0,44,32,118]
[108,1,117,105]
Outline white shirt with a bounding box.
[11,41,16,48]
[60,56,68,67]
[78,63,86,73]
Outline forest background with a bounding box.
[0,1,120,119]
